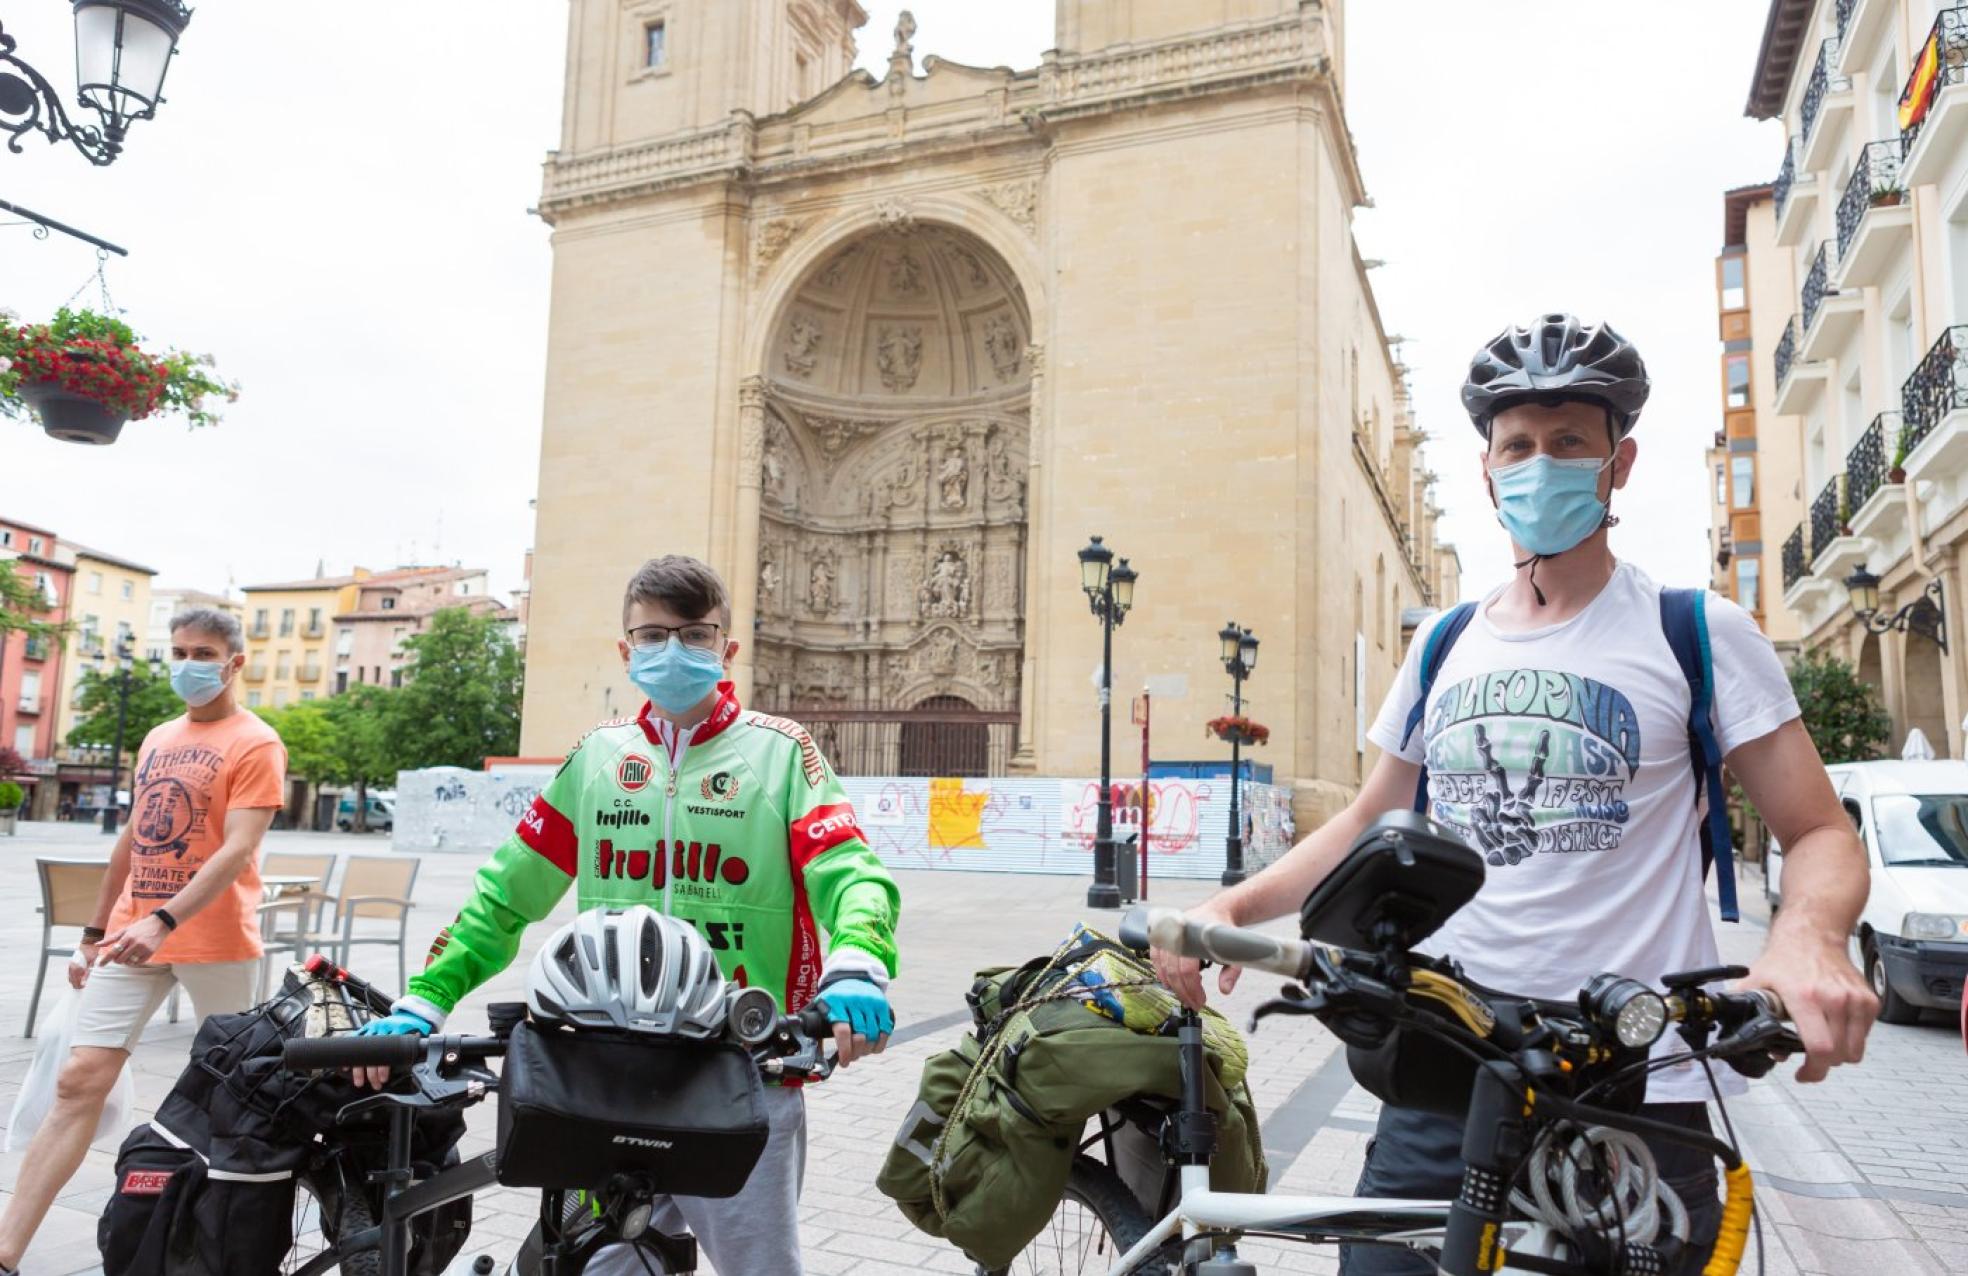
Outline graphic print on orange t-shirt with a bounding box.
[109,710,286,964]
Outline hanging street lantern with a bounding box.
[0,1,193,166]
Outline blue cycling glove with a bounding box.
[819,979,894,1040]
[359,1010,433,1037]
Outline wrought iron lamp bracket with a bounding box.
[0,22,118,165]
[1860,578,1949,653]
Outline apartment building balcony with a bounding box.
[16,696,40,716]
[249,622,270,640]
[21,635,50,661]
[1903,325,1968,491]
[1901,8,1968,189]
[1800,242,1863,362]
[1774,315,1829,413]
[297,661,323,684]
[1834,140,1913,289]
[1774,143,1821,247]
[1810,473,1869,584]
[1836,0,1895,79]
[1846,411,1908,544]
[1801,37,1854,174]
[244,663,268,683]
[1782,523,1834,610]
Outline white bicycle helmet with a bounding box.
[526,905,728,1037]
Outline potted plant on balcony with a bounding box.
[1206,714,1270,748]
[1871,183,1905,209]
[0,780,22,835]
[1890,423,1912,485]
[0,307,237,446]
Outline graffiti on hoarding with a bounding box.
[1060,779,1208,854]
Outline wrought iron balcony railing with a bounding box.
[1775,315,1800,389]
[1903,325,1968,456]
[1810,473,1845,563]
[1836,140,1904,262]
[1774,142,1797,222]
[1782,524,1808,592]
[1901,8,1968,156]
[1802,242,1835,332]
[1802,36,1849,146]
[1837,0,1858,43]
[1845,410,1898,512]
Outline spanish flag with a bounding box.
[1901,27,1943,134]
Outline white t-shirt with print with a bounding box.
[1365,562,1799,1101]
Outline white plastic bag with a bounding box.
[5,958,136,1152]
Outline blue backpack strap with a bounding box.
[1405,603,1477,813]
[1660,588,1738,922]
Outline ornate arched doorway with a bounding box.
[750,221,1030,776]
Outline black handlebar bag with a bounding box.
[496,1023,770,1196]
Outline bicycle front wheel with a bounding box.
[284,1170,382,1276]
[982,1157,1177,1276]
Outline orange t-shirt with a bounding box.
[107,709,288,963]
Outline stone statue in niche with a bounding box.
[918,549,970,619]
[984,314,1021,379]
[877,325,923,391]
[937,445,969,510]
[808,553,837,614]
[985,428,1021,504]
[759,559,780,608]
[762,425,789,497]
[783,313,822,377]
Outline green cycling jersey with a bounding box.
[399,684,900,1028]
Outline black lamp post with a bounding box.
[1078,535,1137,908]
[1217,620,1259,886]
[0,1,192,167]
[1843,566,1948,652]
[98,633,135,833]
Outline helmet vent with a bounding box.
[555,938,587,995]
[639,919,660,998]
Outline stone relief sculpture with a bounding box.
[985,426,1022,506]
[937,445,969,510]
[808,552,837,614]
[783,313,822,377]
[918,547,971,619]
[984,314,1021,379]
[759,558,781,607]
[877,325,923,391]
[762,420,790,498]
[887,251,925,296]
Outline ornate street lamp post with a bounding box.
[95,632,136,833]
[1079,535,1137,908]
[1844,566,1949,652]
[1217,621,1259,886]
[1,1,192,166]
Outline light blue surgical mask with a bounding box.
[169,659,228,707]
[628,637,726,713]
[1489,454,1614,558]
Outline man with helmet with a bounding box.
[356,555,901,1275]
[1153,315,1876,1273]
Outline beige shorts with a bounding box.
[71,958,260,1052]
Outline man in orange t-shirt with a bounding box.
[0,607,286,1276]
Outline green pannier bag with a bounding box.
[876,924,1268,1270]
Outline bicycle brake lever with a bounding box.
[1250,984,1326,1031]
[1721,1014,1804,1080]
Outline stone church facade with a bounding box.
[524,0,1460,825]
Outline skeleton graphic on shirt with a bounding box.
[1469,724,1549,867]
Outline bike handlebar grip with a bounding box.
[281,1033,424,1071]
[797,1001,834,1041]
[1143,909,1310,981]
[1117,905,1153,952]
[1744,988,1786,1020]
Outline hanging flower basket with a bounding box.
[0,308,237,446]
[1206,714,1270,747]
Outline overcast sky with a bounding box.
[2,1,1780,602]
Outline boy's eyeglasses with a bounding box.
[626,623,723,651]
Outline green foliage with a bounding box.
[385,608,522,772]
[1,306,238,427]
[0,559,69,644]
[66,661,183,751]
[1789,648,1893,764]
[0,780,23,810]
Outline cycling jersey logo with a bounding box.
[595,808,653,828]
[595,839,750,887]
[616,753,655,793]
[700,770,742,803]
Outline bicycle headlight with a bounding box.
[724,985,780,1046]
[1582,974,1668,1050]
[1902,913,1968,941]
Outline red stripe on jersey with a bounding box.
[789,802,865,868]
[785,847,824,1016]
[516,795,577,875]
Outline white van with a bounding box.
[1766,759,1968,1023]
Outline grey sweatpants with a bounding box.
[585,1085,807,1275]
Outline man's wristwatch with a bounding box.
[153,907,179,931]
[81,925,107,944]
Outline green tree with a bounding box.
[1789,648,1893,764]
[0,558,69,644]
[67,661,183,752]
[325,685,401,832]
[385,608,522,771]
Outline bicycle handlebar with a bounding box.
[1132,906,1315,982]
[281,1032,508,1072]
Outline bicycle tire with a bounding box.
[283,1168,384,1276]
[981,1156,1178,1276]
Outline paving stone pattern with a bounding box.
[1,824,1963,1274]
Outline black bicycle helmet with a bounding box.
[1461,314,1650,438]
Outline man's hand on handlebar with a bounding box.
[1738,931,1877,1083]
[1150,898,1243,1010]
[351,1009,434,1090]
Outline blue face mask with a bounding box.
[169,659,229,708]
[628,637,727,714]
[1489,454,1614,558]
